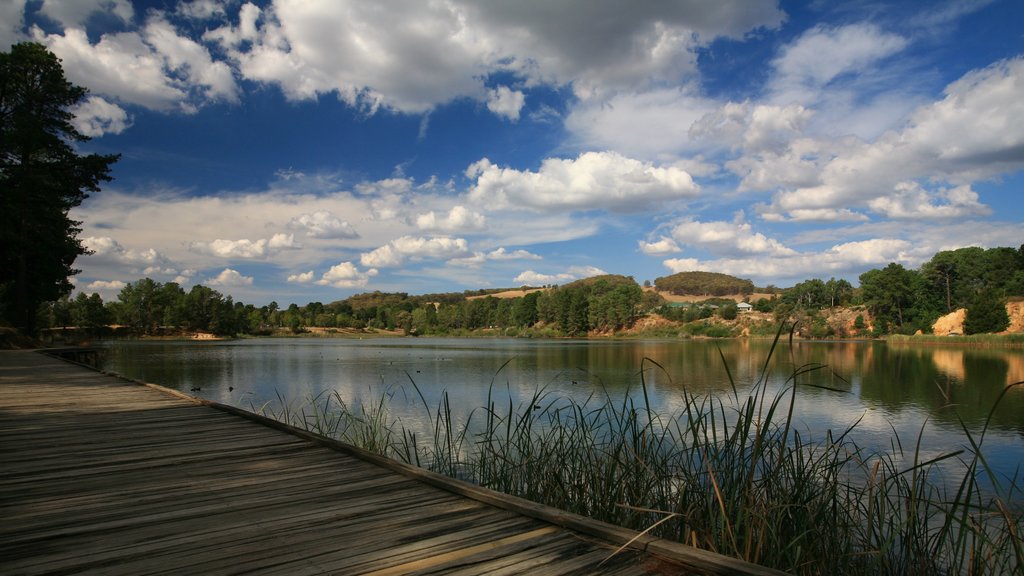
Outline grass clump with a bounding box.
[256,324,1023,575]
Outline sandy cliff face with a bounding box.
[931,301,1024,335]
[1006,300,1024,333]
[932,309,967,336]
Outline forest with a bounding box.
[37,245,1024,338]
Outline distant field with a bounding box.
[466,288,547,300]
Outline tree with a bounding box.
[824,278,854,307]
[964,290,1010,335]
[0,43,119,332]
[859,263,917,330]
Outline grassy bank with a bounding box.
[888,333,1024,348]
[255,326,1022,575]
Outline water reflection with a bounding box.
[101,337,1024,481]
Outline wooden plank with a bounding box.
[363,526,561,576]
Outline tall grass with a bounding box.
[256,324,1023,574]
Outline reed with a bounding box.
[255,324,1022,575]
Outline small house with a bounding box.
[736,302,753,313]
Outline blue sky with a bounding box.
[6,0,1023,306]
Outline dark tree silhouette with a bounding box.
[0,43,118,332]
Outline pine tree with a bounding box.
[964,290,1010,335]
[0,43,119,332]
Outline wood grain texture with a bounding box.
[0,349,785,575]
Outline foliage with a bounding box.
[0,43,119,332]
[654,271,755,296]
[964,289,1010,335]
[31,245,1024,338]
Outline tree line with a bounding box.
[35,244,1024,338]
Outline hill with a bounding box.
[654,271,755,297]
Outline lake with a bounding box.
[100,337,1024,483]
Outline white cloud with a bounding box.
[206,0,781,114]
[868,182,990,219]
[190,233,300,259]
[206,268,254,287]
[669,219,796,257]
[0,0,27,52]
[83,236,176,268]
[360,236,471,268]
[34,13,239,113]
[513,265,606,286]
[86,279,127,291]
[760,208,869,223]
[315,262,378,288]
[177,0,230,20]
[449,247,542,268]
[287,270,315,283]
[763,57,1024,220]
[487,247,541,260]
[143,15,240,104]
[638,237,681,256]
[39,0,133,28]
[486,86,525,121]
[768,23,908,106]
[288,210,359,239]
[565,88,718,159]
[663,238,915,284]
[72,95,132,137]
[415,206,486,232]
[467,151,698,212]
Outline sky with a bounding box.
[5,0,1023,306]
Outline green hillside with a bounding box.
[654,271,755,296]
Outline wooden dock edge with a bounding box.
[40,349,789,576]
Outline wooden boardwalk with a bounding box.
[0,350,782,575]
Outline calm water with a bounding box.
[100,337,1024,482]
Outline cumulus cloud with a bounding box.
[565,89,718,159]
[315,262,378,288]
[190,233,300,259]
[360,236,471,268]
[449,247,541,268]
[638,237,681,255]
[288,210,359,239]
[38,0,133,28]
[758,57,1024,220]
[287,270,315,283]
[513,265,607,286]
[868,182,991,219]
[83,236,176,268]
[668,219,796,257]
[86,279,127,291]
[206,268,253,287]
[0,0,27,50]
[486,86,525,121]
[467,151,698,212]
[34,13,238,113]
[72,95,132,137]
[415,206,486,232]
[204,0,781,114]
